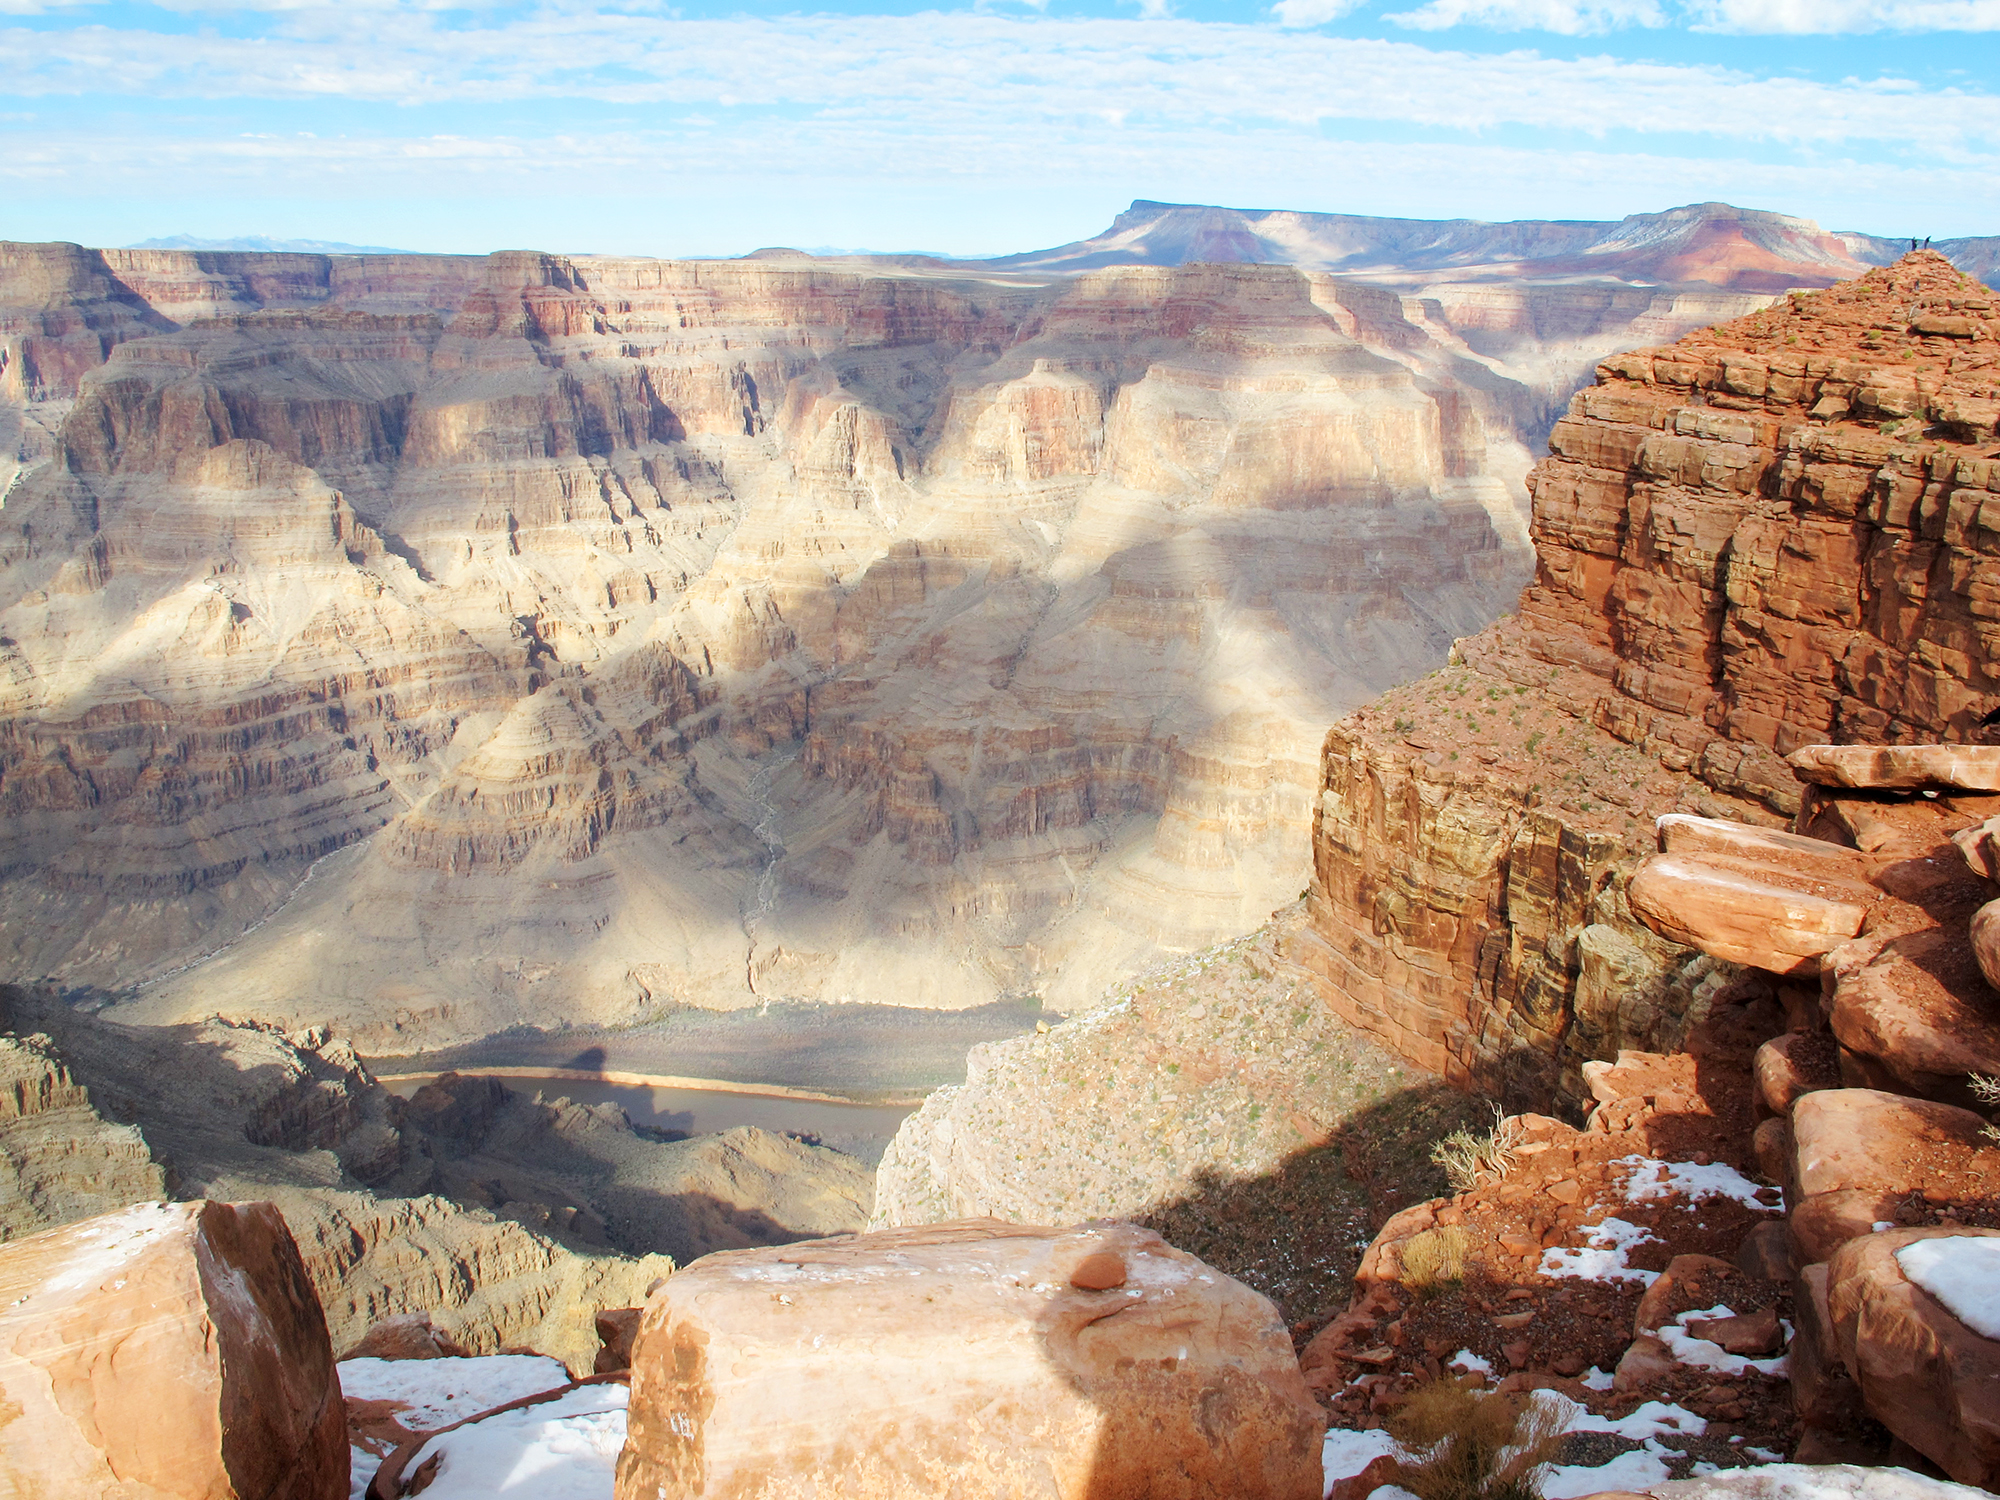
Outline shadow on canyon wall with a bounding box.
[1134,1050,1568,1336]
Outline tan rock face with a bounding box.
[616,1219,1325,1500]
[1296,252,2000,1102]
[0,1031,164,1240]
[0,246,1570,1041]
[0,1199,346,1500]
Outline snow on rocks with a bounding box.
[1895,1236,2000,1340]
[400,1383,629,1499]
[1651,1461,2000,1500]
[340,1353,572,1432]
[1619,1158,1780,1213]
[1825,1226,2000,1486]
[1542,1217,1663,1285]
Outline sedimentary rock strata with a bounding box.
[1289,252,2000,1105]
[0,232,1794,1044]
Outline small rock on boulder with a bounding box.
[346,1311,472,1362]
[616,1218,1325,1500]
[0,1199,347,1499]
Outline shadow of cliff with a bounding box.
[1133,1075,1492,1337]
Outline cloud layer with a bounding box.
[2,2,1992,251]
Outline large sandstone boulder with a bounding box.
[1787,1089,2000,1262]
[1789,745,2000,792]
[1644,1462,1996,1500]
[616,1218,1325,1500]
[1628,851,1877,975]
[1826,1227,2000,1486]
[1826,927,2000,1107]
[0,1199,347,1499]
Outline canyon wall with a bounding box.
[1287,250,2000,1109]
[0,235,1786,1048]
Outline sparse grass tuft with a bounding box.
[1388,1378,1568,1500]
[1400,1225,1472,1295]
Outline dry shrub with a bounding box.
[1399,1225,1471,1295]
[1429,1105,1522,1195]
[1970,1074,2000,1146]
[1388,1377,1567,1500]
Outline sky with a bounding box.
[1,0,1997,257]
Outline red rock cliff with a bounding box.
[1288,251,2000,1107]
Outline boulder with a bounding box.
[1645,1462,1995,1500]
[1827,1226,2000,1486]
[0,1199,347,1499]
[346,1311,472,1362]
[615,1218,1325,1500]
[1973,897,2000,994]
[1657,815,1882,883]
[1736,1220,1796,1283]
[1826,927,2000,1108]
[1789,1089,2000,1262]
[1952,816,2000,881]
[1628,853,1877,975]
[1789,1263,1859,1427]
[1753,1033,1835,1120]
[1789,745,2000,792]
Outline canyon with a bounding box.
[0,199,1956,1053]
[8,212,2000,1497]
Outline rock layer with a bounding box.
[1289,252,2000,1105]
[0,236,1794,1045]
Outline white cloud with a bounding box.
[1686,0,2000,30]
[2,11,1993,164]
[1270,0,1363,25]
[1387,0,1666,31]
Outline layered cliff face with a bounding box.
[0,237,1793,1045]
[1288,250,2000,1108]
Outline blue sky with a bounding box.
[2,0,1997,256]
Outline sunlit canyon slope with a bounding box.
[2,199,1965,1050]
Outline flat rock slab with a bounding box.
[1827,926,2000,1107]
[1641,1461,1997,1500]
[1628,851,1877,975]
[1828,1227,2000,1487]
[1790,745,2000,792]
[1788,1090,2000,1263]
[0,1199,347,1500]
[615,1218,1326,1500]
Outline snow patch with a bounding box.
[336,1354,572,1433]
[404,1384,629,1499]
[1617,1156,1779,1212]
[32,1202,182,1302]
[1448,1349,1493,1377]
[1657,1304,1789,1377]
[1896,1236,2000,1339]
[1322,1427,1401,1498]
[1540,1216,1662,1285]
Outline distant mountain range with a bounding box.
[127,234,413,255]
[964,200,2000,291]
[116,203,2000,290]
